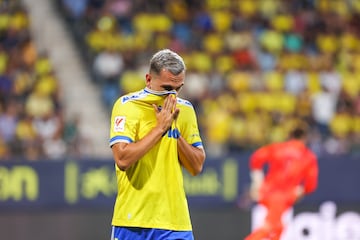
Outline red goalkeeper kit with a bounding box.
[246,139,318,240]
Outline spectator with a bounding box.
[0,100,18,143]
[311,85,337,137]
[93,47,124,83]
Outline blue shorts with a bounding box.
[110,226,194,240]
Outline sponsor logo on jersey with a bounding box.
[114,116,126,132]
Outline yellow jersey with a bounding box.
[109,88,203,231]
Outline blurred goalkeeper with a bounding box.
[245,125,319,240]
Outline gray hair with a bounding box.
[149,49,186,75]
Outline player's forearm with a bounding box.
[177,136,205,176]
[112,126,166,171]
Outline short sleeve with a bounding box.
[109,98,139,147]
[177,100,203,148]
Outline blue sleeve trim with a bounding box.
[109,136,133,145]
[192,142,203,148]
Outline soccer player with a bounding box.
[245,125,318,240]
[109,49,206,240]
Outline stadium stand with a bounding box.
[6,0,360,160]
[55,0,360,158]
[0,0,110,160]
[23,0,111,158]
[0,0,68,160]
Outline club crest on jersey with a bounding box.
[114,116,126,132]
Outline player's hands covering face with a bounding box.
[153,94,179,134]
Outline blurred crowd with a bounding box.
[0,0,83,160]
[57,0,360,158]
[2,0,359,160]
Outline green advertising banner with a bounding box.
[1,153,360,209]
[0,157,243,209]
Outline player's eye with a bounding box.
[163,86,173,91]
[162,84,183,92]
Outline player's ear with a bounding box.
[145,74,152,87]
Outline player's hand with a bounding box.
[249,170,263,201]
[294,185,304,202]
[153,94,179,133]
[169,94,180,120]
[249,182,260,201]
